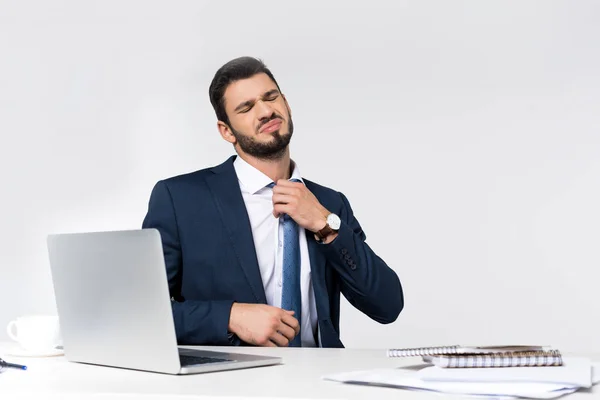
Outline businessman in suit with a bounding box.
[142,56,403,348]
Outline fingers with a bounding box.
[272,193,296,205]
[273,183,302,196]
[274,179,303,189]
[277,321,296,342]
[272,194,295,218]
[281,312,301,336]
[269,331,291,347]
[273,204,292,218]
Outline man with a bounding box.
[142,56,403,348]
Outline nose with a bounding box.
[255,99,275,121]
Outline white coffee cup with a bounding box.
[6,315,61,352]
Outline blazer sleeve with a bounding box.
[319,191,404,324]
[142,180,237,345]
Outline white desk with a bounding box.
[1,343,599,400]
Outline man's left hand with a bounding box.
[272,179,328,233]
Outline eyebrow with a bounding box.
[233,89,280,113]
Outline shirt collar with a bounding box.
[234,156,304,195]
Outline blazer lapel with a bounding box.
[205,156,267,304]
[305,231,329,317]
[303,181,330,321]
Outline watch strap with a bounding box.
[316,223,334,240]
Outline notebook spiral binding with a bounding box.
[429,350,563,368]
[387,345,461,357]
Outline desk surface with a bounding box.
[1,343,599,400]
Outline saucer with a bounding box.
[3,344,64,358]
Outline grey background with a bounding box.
[1,0,599,351]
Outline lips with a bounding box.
[259,118,282,133]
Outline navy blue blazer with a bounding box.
[142,155,403,348]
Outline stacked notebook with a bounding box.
[387,345,563,368]
[324,344,599,398]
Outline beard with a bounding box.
[230,115,294,161]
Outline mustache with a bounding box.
[258,113,284,131]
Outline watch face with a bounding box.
[327,213,341,230]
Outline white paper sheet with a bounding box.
[323,362,600,399]
[0,394,336,400]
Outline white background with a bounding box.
[1,0,599,352]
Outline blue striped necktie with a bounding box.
[268,180,302,347]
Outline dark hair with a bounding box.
[209,56,281,126]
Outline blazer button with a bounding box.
[341,248,348,255]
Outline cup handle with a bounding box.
[7,320,18,342]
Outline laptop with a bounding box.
[46,228,282,374]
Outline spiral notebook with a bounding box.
[386,345,553,358]
[423,350,563,368]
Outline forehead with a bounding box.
[223,73,279,110]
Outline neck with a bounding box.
[236,148,292,183]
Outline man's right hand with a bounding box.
[228,303,300,347]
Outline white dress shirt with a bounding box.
[233,156,318,347]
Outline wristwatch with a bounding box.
[315,213,341,241]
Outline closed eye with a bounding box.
[234,90,280,113]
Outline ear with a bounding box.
[217,121,237,145]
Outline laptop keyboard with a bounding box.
[179,354,235,366]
